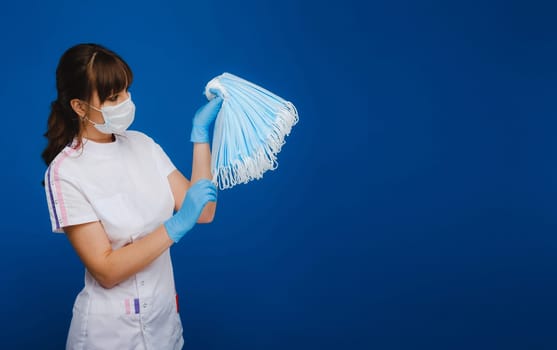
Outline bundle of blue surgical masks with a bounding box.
[205,73,299,190]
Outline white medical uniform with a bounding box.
[44,131,184,350]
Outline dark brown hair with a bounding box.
[41,43,133,166]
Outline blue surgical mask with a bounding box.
[85,93,135,134]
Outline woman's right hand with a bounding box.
[164,179,217,242]
[190,89,224,143]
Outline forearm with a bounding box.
[101,225,173,288]
[191,143,216,221]
[189,94,222,220]
[191,142,212,183]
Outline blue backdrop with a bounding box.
[0,0,555,349]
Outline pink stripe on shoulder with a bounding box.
[52,146,79,228]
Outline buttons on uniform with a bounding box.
[140,280,145,286]
[143,302,147,309]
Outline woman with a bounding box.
[42,43,220,349]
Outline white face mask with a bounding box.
[85,93,135,135]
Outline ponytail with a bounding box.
[41,98,81,166]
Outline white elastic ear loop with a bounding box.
[86,116,99,126]
[81,100,104,125]
[88,104,102,113]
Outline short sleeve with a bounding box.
[152,143,177,177]
[44,168,98,233]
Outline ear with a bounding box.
[70,99,87,118]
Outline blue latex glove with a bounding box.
[190,89,224,143]
[164,179,217,242]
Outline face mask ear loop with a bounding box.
[80,99,102,113]
[88,104,102,113]
[81,100,105,126]
[81,114,96,126]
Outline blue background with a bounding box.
[0,0,555,349]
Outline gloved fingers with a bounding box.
[205,189,218,202]
[208,88,223,99]
[190,178,217,191]
[206,95,223,110]
[199,185,218,202]
[201,188,218,206]
[187,179,218,200]
[193,97,223,125]
[190,184,217,199]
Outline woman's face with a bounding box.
[81,88,130,142]
[86,88,130,123]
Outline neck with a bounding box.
[81,130,115,143]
